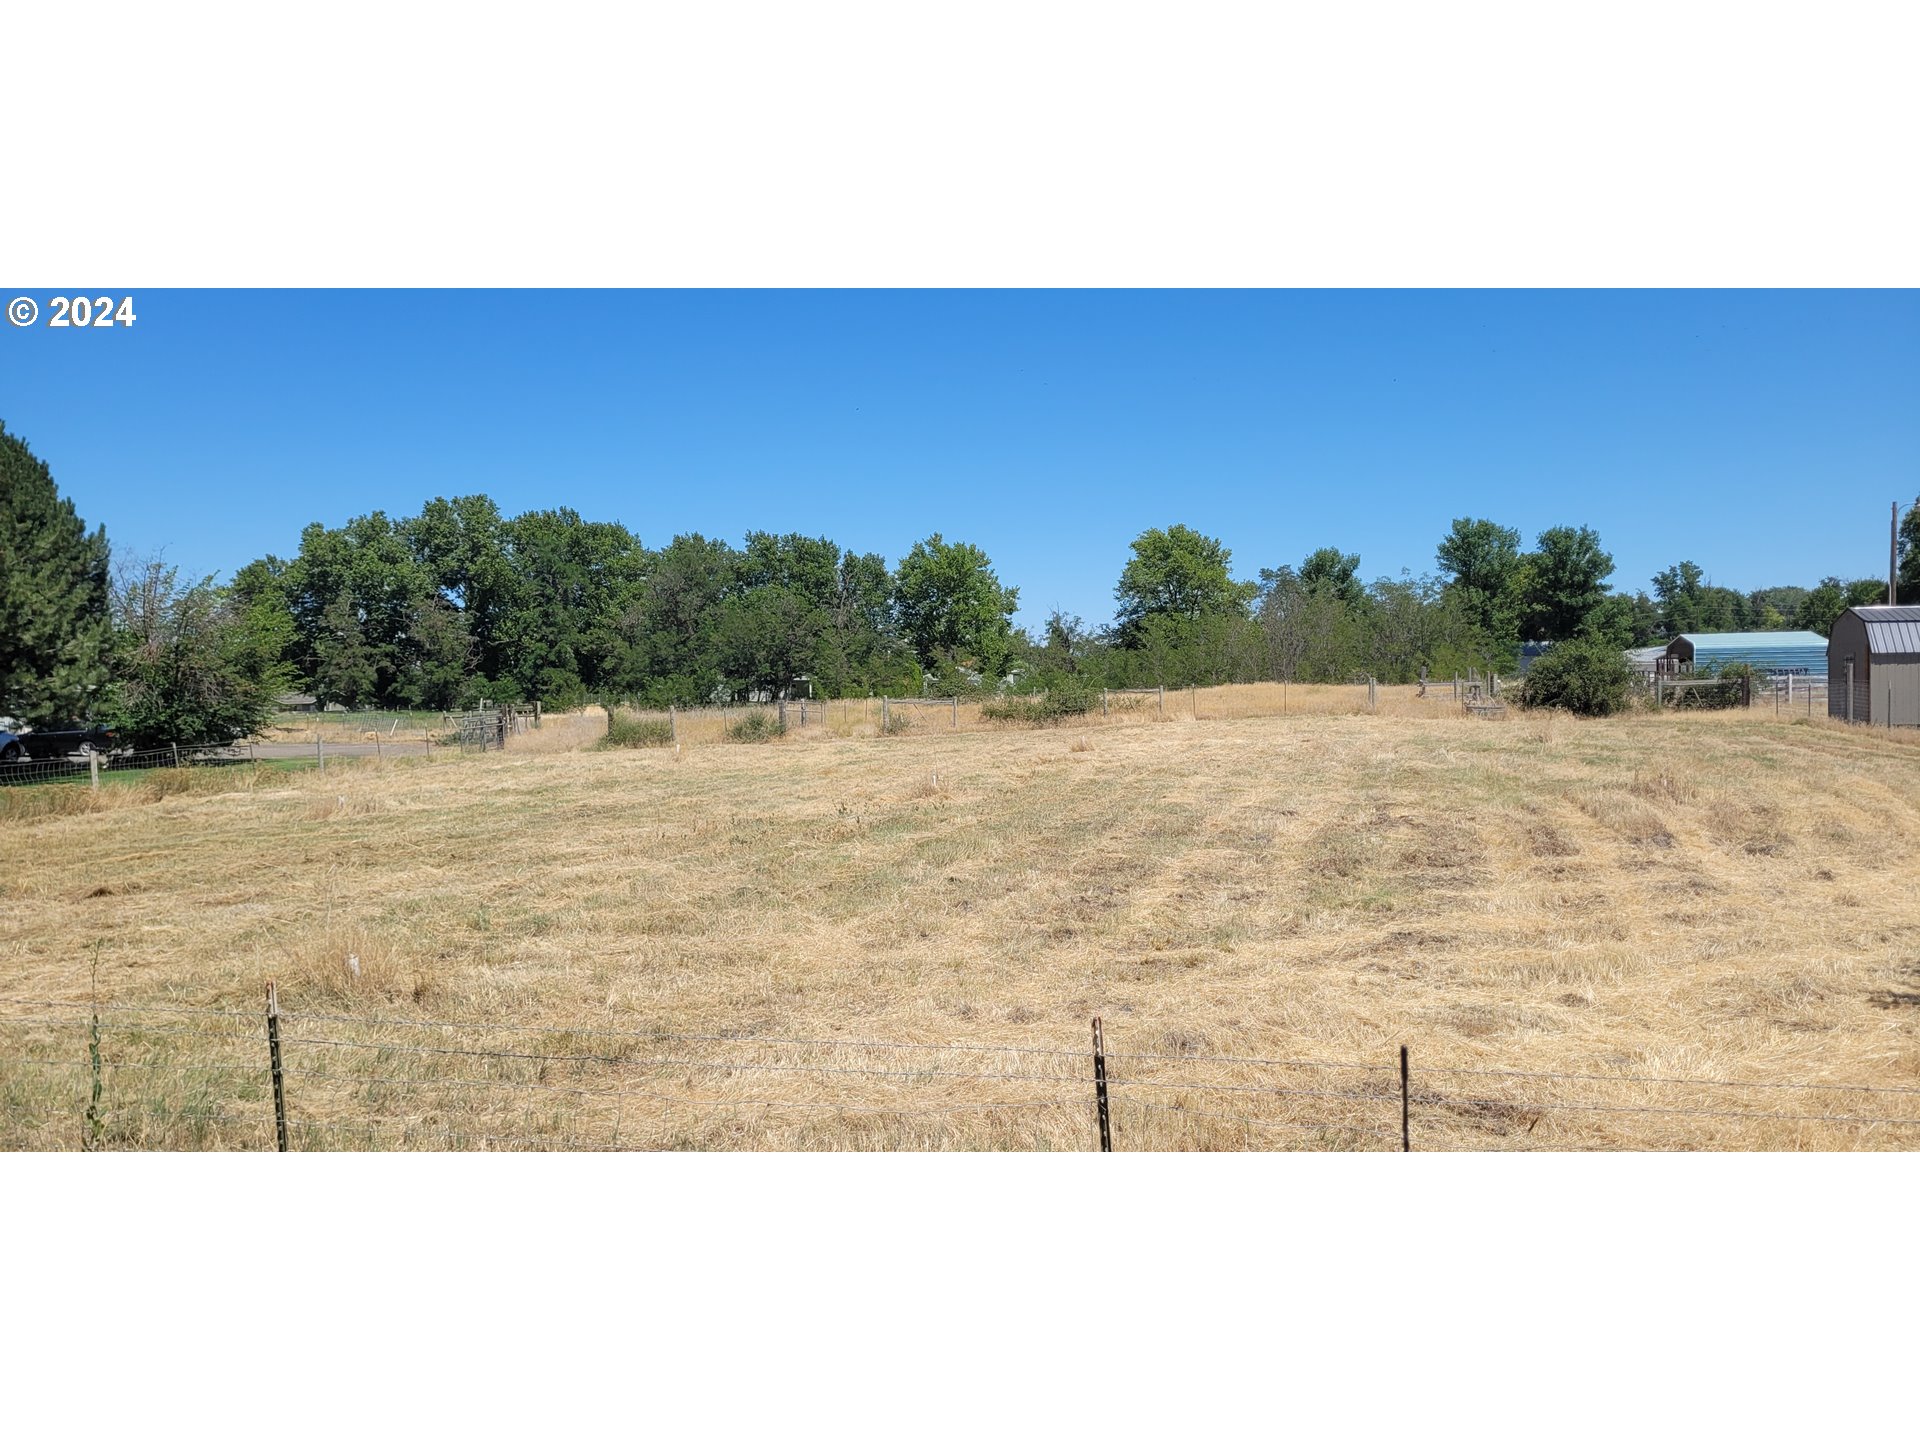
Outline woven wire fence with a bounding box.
[3,996,1917,1152]
[0,742,270,788]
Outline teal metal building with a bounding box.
[1663,630,1828,677]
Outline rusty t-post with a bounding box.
[1092,1017,1112,1152]
[266,982,289,1153]
[1400,1044,1411,1152]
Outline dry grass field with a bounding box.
[3,693,1917,1151]
[619,678,1446,747]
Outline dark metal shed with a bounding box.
[1828,605,1920,726]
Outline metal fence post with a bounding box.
[170,742,181,769]
[1399,1044,1411,1152]
[1091,1017,1112,1152]
[266,982,289,1153]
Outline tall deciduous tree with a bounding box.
[1113,525,1255,639]
[0,422,114,726]
[1297,547,1365,610]
[1521,525,1614,641]
[894,534,1019,681]
[406,494,517,682]
[1582,590,1664,648]
[109,560,292,747]
[1435,517,1524,655]
[1652,560,1752,634]
[1798,576,1888,634]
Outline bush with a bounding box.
[982,677,1101,725]
[601,713,673,748]
[1516,636,1633,717]
[727,710,782,743]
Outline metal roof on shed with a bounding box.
[1855,605,1920,657]
[1667,630,1828,676]
[1676,630,1828,649]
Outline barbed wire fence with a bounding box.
[4,993,1917,1152]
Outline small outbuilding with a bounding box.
[1829,605,1920,726]
[277,692,317,713]
[1624,644,1669,677]
[1665,630,1828,678]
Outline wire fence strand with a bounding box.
[4,995,1917,1150]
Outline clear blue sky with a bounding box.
[4,290,1914,627]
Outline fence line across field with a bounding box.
[13,995,1920,1100]
[0,731,454,790]
[10,673,1874,793]
[5,994,1917,1152]
[620,680,1444,745]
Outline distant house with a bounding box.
[1663,630,1828,678]
[1828,606,1920,726]
[278,693,317,712]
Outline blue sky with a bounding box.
[3,290,1913,627]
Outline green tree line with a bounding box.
[4,421,1911,742]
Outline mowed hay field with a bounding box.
[3,697,1917,1151]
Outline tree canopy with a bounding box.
[1114,525,1255,637]
[1,422,1898,740]
[893,534,1020,683]
[0,422,114,727]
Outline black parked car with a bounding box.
[3,726,121,761]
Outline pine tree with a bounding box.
[0,422,114,727]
